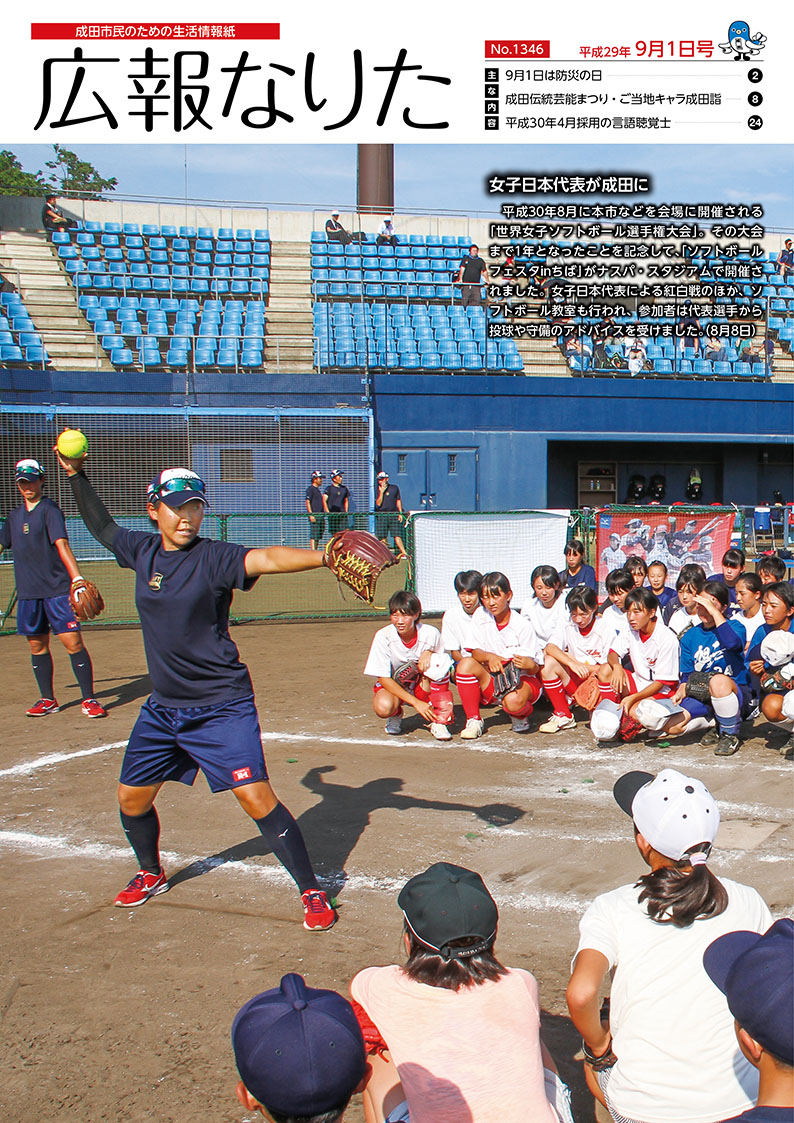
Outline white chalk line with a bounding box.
[0,828,583,914]
[3,729,793,784]
[0,740,128,779]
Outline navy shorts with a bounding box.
[376,513,400,542]
[120,694,268,793]
[17,595,80,636]
[681,682,753,722]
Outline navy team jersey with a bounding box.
[0,498,71,599]
[678,620,749,686]
[112,529,257,707]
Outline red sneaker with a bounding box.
[81,698,107,718]
[26,698,59,717]
[114,869,169,908]
[302,889,337,931]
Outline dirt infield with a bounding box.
[1,619,792,1123]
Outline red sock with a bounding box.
[543,677,572,718]
[598,681,620,704]
[429,679,454,724]
[414,683,430,703]
[455,674,483,719]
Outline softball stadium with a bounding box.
[0,148,792,1123]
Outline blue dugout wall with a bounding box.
[1,371,791,510]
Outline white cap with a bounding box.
[760,631,794,668]
[590,699,622,741]
[424,652,453,683]
[377,471,388,479]
[613,769,719,860]
[633,697,685,732]
[331,208,340,215]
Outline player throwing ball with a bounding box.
[0,458,106,718]
[56,452,337,930]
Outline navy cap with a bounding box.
[147,469,208,509]
[15,458,45,482]
[703,918,794,1066]
[398,862,498,961]
[231,973,366,1115]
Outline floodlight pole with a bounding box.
[357,145,394,215]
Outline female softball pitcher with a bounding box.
[56,451,337,931]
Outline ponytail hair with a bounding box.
[635,842,728,928]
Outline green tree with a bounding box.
[0,150,48,196]
[45,145,118,199]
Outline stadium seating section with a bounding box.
[313,301,523,372]
[0,291,51,369]
[78,295,267,372]
[49,222,270,372]
[310,231,471,302]
[547,245,792,381]
[310,232,523,372]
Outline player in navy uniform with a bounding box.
[659,582,752,757]
[56,454,337,929]
[0,458,105,718]
[304,470,326,550]
[323,469,349,537]
[374,471,407,559]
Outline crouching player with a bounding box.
[365,590,454,741]
[657,583,752,757]
[594,588,679,736]
[539,586,614,733]
[454,571,543,738]
[441,569,486,663]
[747,582,794,758]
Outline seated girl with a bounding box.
[656,582,752,757]
[364,590,454,742]
[595,587,679,723]
[734,572,764,650]
[455,571,543,739]
[351,862,573,1123]
[539,586,614,734]
[747,581,794,758]
[647,561,676,609]
[440,570,485,663]
[560,539,596,591]
[521,564,569,653]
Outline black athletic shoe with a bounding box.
[782,732,794,762]
[714,733,741,757]
[699,727,719,747]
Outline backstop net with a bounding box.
[410,510,572,613]
[0,405,395,627]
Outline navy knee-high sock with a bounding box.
[254,803,318,894]
[120,808,162,874]
[31,652,55,699]
[69,650,95,699]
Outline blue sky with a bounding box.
[8,143,793,228]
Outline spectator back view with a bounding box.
[232,972,367,1121]
[704,918,794,1122]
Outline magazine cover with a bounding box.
[0,2,792,1120]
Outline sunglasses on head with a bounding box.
[151,475,206,501]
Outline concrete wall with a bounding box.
[0,196,490,243]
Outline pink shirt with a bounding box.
[351,965,557,1123]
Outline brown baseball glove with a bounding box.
[572,672,601,711]
[70,577,105,621]
[491,660,522,699]
[323,529,399,603]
